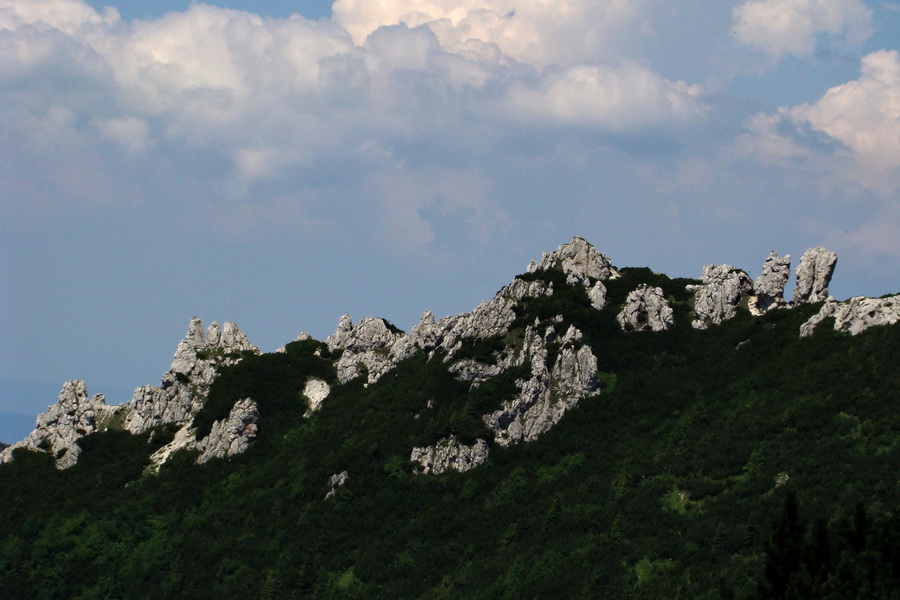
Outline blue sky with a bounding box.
[2,0,900,442]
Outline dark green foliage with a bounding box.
[1,270,899,599]
[754,493,900,599]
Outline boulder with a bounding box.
[303,378,331,415]
[325,471,350,498]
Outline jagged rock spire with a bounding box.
[793,246,837,305]
[752,252,791,315]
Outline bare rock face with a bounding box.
[527,236,619,285]
[329,239,611,388]
[793,246,837,305]
[484,322,599,447]
[325,471,350,498]
[0,380,122,469]
[147,423,198,472]
[616,284,674,332]
[124,317,258,434]
[410,320,600,474]
[326,315,405,384]
[752,252,791,315]
[303,378,331,416]
[196,399,259,464]
[341,277,554,385]
[410,436,490,475]
[800,294,900,337]
[588,280,608,310]
[688,264,754,329]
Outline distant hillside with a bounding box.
[1,238,898,599]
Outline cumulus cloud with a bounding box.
[737,50,900,195]
[0,0,710,222]
[333,0,642,68]
[732,0,874,59]
[787,50,900,171]
[501,63,705,130]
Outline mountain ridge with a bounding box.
[3,237,898,473]
[2,236,899,598]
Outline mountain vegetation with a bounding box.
[2,245,899,599]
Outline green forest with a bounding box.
[2,265,899,599]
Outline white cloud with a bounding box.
[737,50,900,196]
[0,0,119,34]
[332,0,642,68]
[94,115,150,154]
[501,63,705,130]
[371,168,508,251]
[0,0,710,210]
[787,50,900,171]
[732,0,873,59]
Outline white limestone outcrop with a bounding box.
[688,264,754,329]
[800,294,900,337]
[752,252,791,315]
[326,315,405,384]
[527,236,619,285]
[410,437,490,475]
[484,322,599,447]
[325,471,350,498]
[0,380,123,469]
[124,317,258,434]
[793,246,837,305]
[196,399,259,464]
[616,284,674,332]
[303,378,331,415]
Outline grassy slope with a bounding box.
[1,268,899,599]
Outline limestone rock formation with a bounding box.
[409,320,600,474]
[325,471,350,498]
[303,378,331,416]
[0,380,122,469]
[196,399,260,464]
[616,284,674,332]
[326,315,405,384]
[752,252,791,315]
[527,236,619,285]
[793,246,837,305]
[335,277,554,385]
[484,322,600,447]
[124,317,258,434]
[588,280,608,310]
[148,423,199,472]
[688,264,754,329]
[800,294,900,337]
[410,436,490,475]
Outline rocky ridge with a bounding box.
[4,237,896,476]
[0,380,123,469]
[800,294,900,337]
[2,318,259,469]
